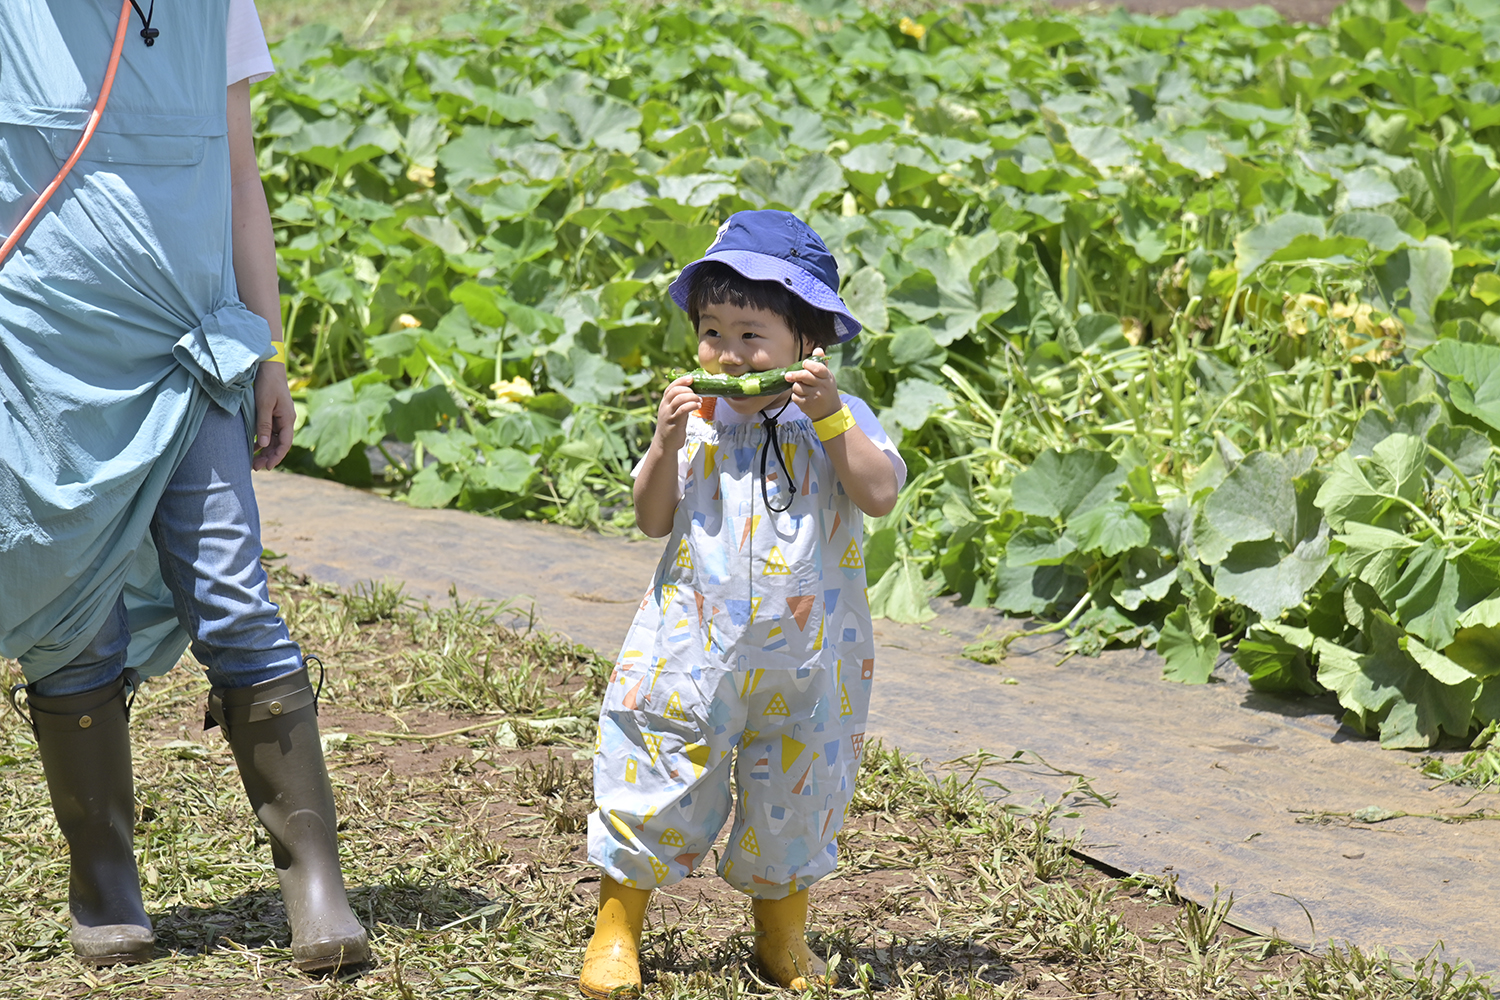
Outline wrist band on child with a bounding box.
[813,405,856,441]
[266,340,287,365]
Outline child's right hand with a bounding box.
[653,374,701,454]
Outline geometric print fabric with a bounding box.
[590,403,877,898]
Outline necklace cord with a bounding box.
[0,0,134,268]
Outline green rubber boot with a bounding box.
[25,675,155,966]
[209,667,370,973]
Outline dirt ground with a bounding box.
[1,568,1489,999]
[256,467,1500,974]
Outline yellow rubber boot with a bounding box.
[579,876,651,999]
[751,889,833,990]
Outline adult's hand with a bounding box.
[252,357,295,470]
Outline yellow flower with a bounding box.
[1282,293,1327,338]
[1330,299,1402,361]
[1121,316,1145,346]
[406,164,436,187]
[899,16,926,40]
[491,376,535,402]
[397,314,422,329]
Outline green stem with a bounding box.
[1426,444,1476,498]
[1390,493,1446,541]
[1002,561,1121,652]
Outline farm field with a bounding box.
[0,566,1491,999]
[258,0,1500,756]
[5,0,1500,996]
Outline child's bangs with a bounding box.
[686,262,797,322]
[686,262,837,348]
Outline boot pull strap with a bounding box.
[305,655,325,714]
[121,668,140,719]
[5,682,33,735]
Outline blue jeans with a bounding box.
[31,404,302,697]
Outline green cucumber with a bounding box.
[686,362,803,397]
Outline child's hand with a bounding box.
[654,374,701,454]
[786,348,841,421]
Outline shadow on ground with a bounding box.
[150,880,497,957]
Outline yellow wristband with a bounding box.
[813,404,856,441]
[265,340,287,365]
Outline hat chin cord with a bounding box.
[758,327,805,515]
[0,0,134,269]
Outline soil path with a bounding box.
[256,471,1497,974]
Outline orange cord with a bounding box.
[0,0,134,268]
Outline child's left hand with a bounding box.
[786,348,841,421]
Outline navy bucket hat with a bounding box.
[667,210,862,342]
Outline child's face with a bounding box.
[696,302,802,415]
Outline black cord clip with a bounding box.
[129,0,159,46]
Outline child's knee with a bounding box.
[589,800,727,890]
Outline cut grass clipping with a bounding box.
[0,567,1491,998]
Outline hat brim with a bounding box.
[668,249,862,343]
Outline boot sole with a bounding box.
[292,940,372,974]
[75,942,155,967]
[579,981,641,999]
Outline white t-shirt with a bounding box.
[227,0,274,86]
[635,393,908,495]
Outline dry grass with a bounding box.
[255,0,471,44]
[0,566,1492,999]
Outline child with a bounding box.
[0,0,367,972]
[580,210,906,996]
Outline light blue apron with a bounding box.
[0,1,272,682]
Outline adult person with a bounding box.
[0,0,370,973]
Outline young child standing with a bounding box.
[580,211,906,996]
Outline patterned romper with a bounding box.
[589,395,892,899]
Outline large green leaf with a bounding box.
[1006,527,1078,567]
[868,551,936,622]
[1110,548,1177,610]
[1315,612,1479,748]
[1193,448,1317,564]
[1413,144,1500,238]
[842,267,889,334]
[1011,450,1124,521]
[1233,213,1324,279]
[992,564,1085,617]
[1339,522,1421,593]
[886,379,952,431]
[1214,531,1333,619]
[1235,623,1321,695]
[1422,340,1500,434]
[468,447,535,493]
[1158,604,1218,683]
[1402,239,1454,347]
[1387,541,1460,648]
[1315,433,1426,531]
[294,373,397,466]
[1065,501,1152,556]
[642,221,720,266]
[740,153,846,214]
